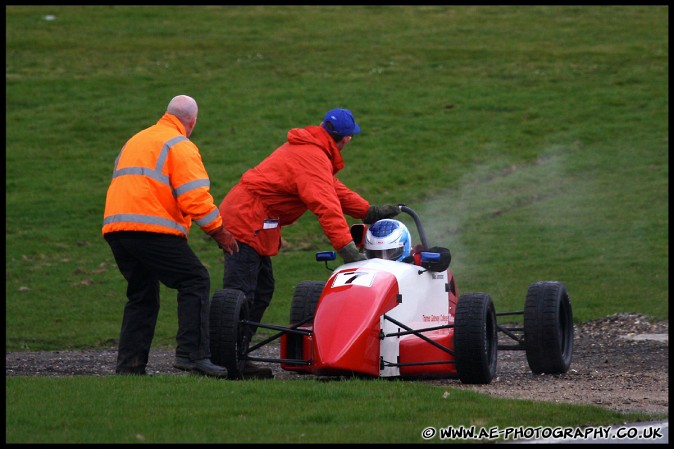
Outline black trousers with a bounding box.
[221,242,275,336]
[105,231,212,373]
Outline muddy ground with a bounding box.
[6,313,668,416]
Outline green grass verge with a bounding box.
[6,376,658,444]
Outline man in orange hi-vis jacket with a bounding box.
[217,108,400,378]
[103,95,238,378]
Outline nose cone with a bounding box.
[310,270,400,376]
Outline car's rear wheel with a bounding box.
[524,281,573,374]
[289,281,324,325]
[209,288,249,379]
[454,292,498,384]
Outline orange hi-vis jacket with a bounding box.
[102,113,222,238]
[219,125,370,257]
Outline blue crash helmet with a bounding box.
[364,219,412,262]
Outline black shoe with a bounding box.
[173,356,196,371]
[173,357,228,379]
[242,361,273,379]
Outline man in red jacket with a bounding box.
[218,108,399,378]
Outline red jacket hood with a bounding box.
[287,125,345,174]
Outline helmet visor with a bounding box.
[365,246,403,261]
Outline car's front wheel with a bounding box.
[209,288,249,379]
[454,292,498,384]
[289,281,324,326]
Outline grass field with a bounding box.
[5,5,668,443]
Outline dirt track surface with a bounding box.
[6,313,668,416]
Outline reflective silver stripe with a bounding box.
[113,166,169,185]
[103,214,188,235]
[195,207,220,227]
[174,178,210,197]
[111,136,189,187]
[108,135,196,236]
[155,136,186,171]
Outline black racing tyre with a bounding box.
[524,281,573,374]
[454,292,498,384]
[209,288,249,379]
[289,281,325,325]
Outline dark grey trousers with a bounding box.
[105,231,212,373]
[221,241,275,336]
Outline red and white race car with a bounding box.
[209,205,573,384]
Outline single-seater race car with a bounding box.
[209,205,573,384]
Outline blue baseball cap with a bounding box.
[321,108,360,139]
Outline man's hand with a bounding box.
[337,241,367,263]
[363,204,400,224]
[207,226,239,255]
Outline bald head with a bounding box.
[167,95,198,136]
